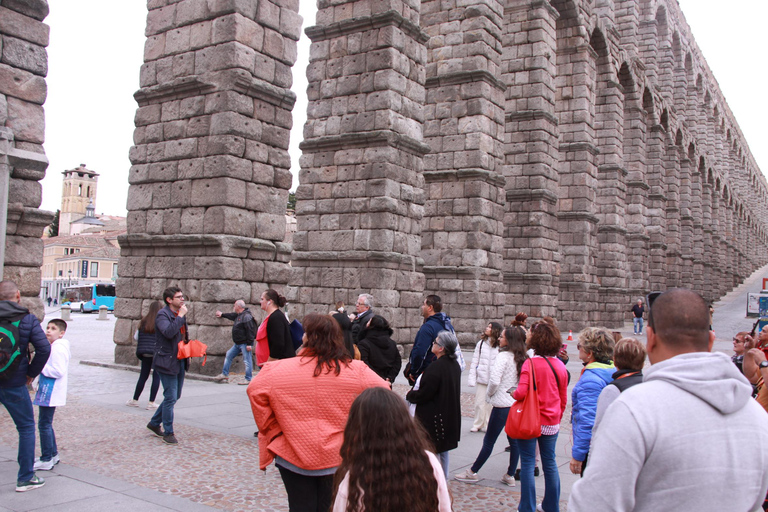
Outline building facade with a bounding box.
[59,163,99,236]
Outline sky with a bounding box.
[39,1,767,217]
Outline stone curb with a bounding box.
[79,360,223,383]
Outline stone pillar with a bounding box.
[663,141,681,288]
[420,0,506,344]
[0,1,54,319]
[700,176,715,302]
[502,0,561,321]
[678,152,695,289]
[114,0,301,373]
[645,123,666,291]
[691,159,705,294]
[290,3,429,349]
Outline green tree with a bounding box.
[287,192,296,213]
[47,209,60,237]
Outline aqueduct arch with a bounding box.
[3,1,768,370]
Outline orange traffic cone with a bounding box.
[567,330,573,342]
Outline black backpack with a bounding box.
[0,315,25,381]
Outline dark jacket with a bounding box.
[351,308,373,344]
[406,355,462,453]
[409,313,454,378]
[331,311,354,357]
[265,310,294,360]
[221,308,257,345]
[358,327,402,382]
[0,301,50,388]
[152,305,188,376]
[136,329,157,358]
[609,368,644,392]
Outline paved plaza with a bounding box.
[2,268,765,511]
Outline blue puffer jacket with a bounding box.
[409,313,454,378]
[571,362,615,461]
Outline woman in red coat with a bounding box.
[248,313,388,512]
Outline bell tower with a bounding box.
[59,163,99,236]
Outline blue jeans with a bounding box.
[149,366,185,435]
[633,317,643,334]
[518,433,560,512]
[0,385,36,482]
[221,343,252,382]
[436,451,450,479]
[38,406,57,461]
[471,406,519,476]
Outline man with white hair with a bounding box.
[215,300,257,384]
[630,298,645,335]
[351,294,374,343]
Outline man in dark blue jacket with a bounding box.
[0,281,50,491]
[214,299,256,384]
[406,295,455,384]
[147,286,188,445]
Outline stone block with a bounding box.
[3,265,40,295]
[9,178,41,208]
[1,36,47,76]
[194,41,256,75]
[254,212,286,241]
[5,235,42,266]
[0,63,46,104]
[2,0,48,21]
[203,205,256,237]
[190,177,246,207]
[212,13,264,51]
[113,318,135,346]
[200,279,252,302]
[115,298,143,320]
[180,207,205,233]
[194,256,244,280]
[6,97,44,143]
[146,256,196,278]
[203,154,252,180]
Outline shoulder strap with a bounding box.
[543,356,561,391]
[527,357,537,391]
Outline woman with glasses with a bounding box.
[512,321,568,512]
[406,330,462,478]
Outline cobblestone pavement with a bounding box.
[3,269,764,510]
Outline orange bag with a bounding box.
[505,358,542,440]
[177,339,208,366]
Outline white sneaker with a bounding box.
[34,455,59,471]
[501,473,516,487]
[214,374,228,382]
[536,505,544,512]
[147,401,159,410]
[126,399,139,407]
[454,469,479,482]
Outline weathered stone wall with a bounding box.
[109,0,768,366]
[113,0,301,372]
[1,0,54,319]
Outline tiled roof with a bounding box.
[44,235,113,247]
[57,245,120,261]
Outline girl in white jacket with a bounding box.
[468,322,502,432]
[33,319,71,471]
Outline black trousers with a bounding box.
[277,465,334,512]
[133,355,160,402]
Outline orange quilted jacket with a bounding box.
[248,355,388,470]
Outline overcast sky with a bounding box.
[39,1,767,217]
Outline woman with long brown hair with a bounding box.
[126,301,163,409]
[456,325,527,486]
[248,313,387,512]
[468,321,502,432]
[332,387,451,512]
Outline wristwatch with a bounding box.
[759,360,768,369]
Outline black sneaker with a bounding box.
[534,466,540,477]
[514,468,521,481]
[147,422,164,437]
[16,475,45,492]
[163,433,178,445]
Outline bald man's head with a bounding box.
[0,281,20,302]
[648,288,710,352]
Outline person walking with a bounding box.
[215,299,257,384]
[127,301,162,409]
[631,299,645,335]
[467,321,502,432]
[248,313,388,512]
[0,280,50,492]
[455,325,527,486]
[146,286,189,445]
[332,387,452,512]
[406,330,462,478]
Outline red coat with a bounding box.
[248,355,388,470]
[512,356,568,426]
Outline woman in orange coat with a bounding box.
[248,313,388,512]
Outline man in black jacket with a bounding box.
[351,293,374,343]
[0,281,50,491]
[215,300,257,384]
[147,286,188,445]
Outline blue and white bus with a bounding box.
[63,283,116,313]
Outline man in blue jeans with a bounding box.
[0,281,51,491]
[631,299,645,335]
[214,300,256,384]
[147,286,188,445]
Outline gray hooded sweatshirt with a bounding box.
[569,351,768,512]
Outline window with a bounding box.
[58,270,62,277]
[90,262,99,277]
[112,263,118,278]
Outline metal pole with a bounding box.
[0,129,12,281]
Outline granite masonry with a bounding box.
[7,0,768,367]
[0,0,53,320]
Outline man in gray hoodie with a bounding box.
[569,288,768,512]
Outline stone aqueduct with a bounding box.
[3,0,768,368]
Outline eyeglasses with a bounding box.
[173,294,184,299]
